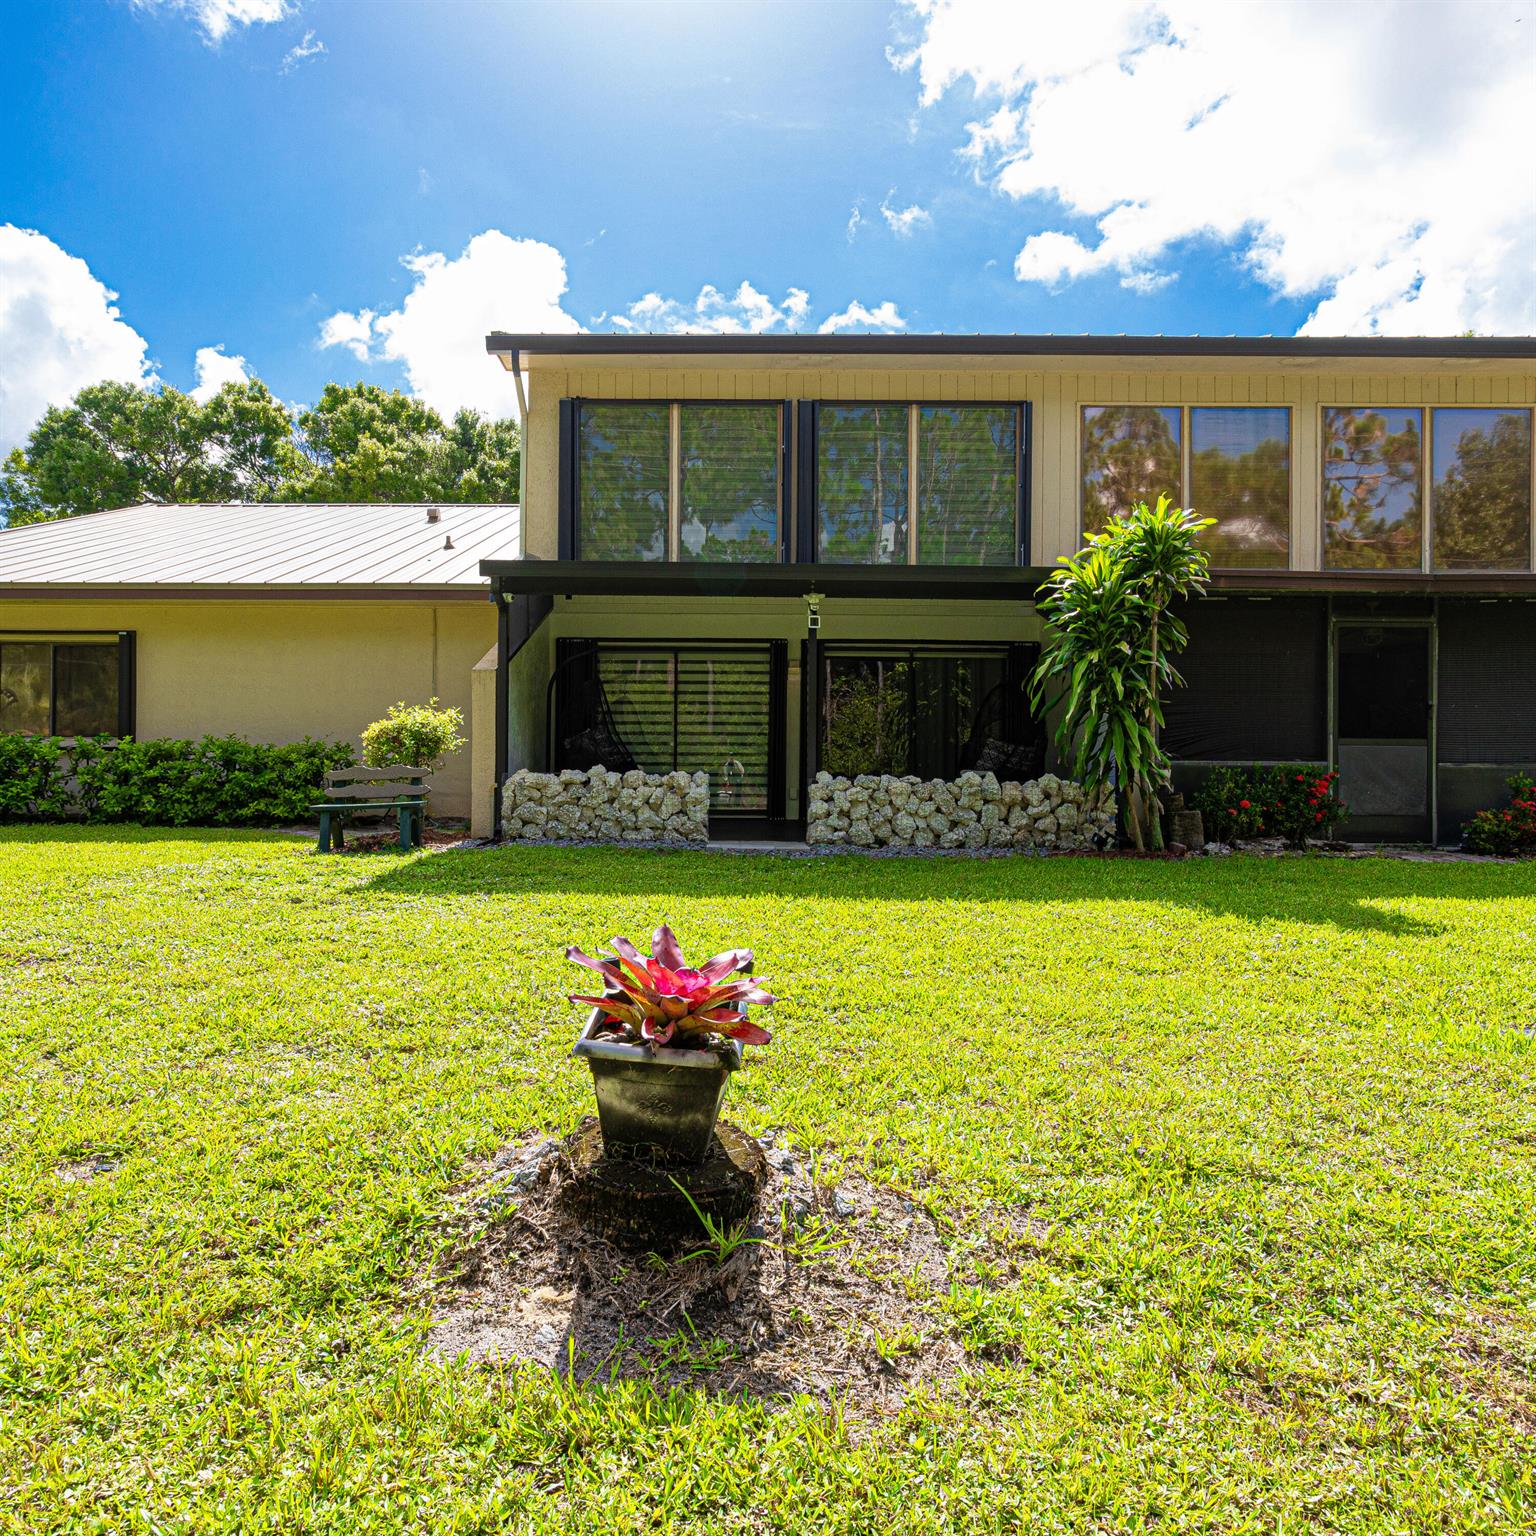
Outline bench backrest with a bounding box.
[322,764,431,802]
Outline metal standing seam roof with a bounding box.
[0,502,520,591]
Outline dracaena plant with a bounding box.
[567,924,774,1049]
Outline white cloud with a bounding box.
[131,0,294,45]
[879,192,932,238]
[614,282,811,335]
[317,230,580,416]
[318,307,375,361]
[0,225,152,456]
[279,28,325,73]
[190,344,250,402]
[846,200,865,243]
[610,282,910,336]
[818,300,909,334]
[893,0,1536,334]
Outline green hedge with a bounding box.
[0,733,353,826]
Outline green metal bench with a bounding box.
[313,765,429,853]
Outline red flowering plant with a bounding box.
[1462,773,1536,857]
[567,924,774,1051]
[1194,764,1348,849]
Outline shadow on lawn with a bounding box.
[358,845,1535,938]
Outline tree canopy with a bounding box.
[1,376,520,525]
[1,379,299,526]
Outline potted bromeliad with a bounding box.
[567,925,773,1165]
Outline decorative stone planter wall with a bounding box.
[501,768,710,846]
[807,771,1115,852]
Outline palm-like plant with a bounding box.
[1030,496,1212,850]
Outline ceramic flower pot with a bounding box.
[572,1009,742,1165]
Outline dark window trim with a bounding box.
[0,629,135,738]
[1320,402,1535,577]
[565,398,789,563]
[808,400,1030,567]
[1078,403,1295,572]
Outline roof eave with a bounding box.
[484,332,1536,363]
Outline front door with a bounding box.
[1334,623,1433,841]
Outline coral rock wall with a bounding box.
[502,768,710,846]
[806,771,1115,851]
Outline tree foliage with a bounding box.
[1,377,520,525]
[1,379,300,525]
[282,383,520,505]
[1029,495,1212,850]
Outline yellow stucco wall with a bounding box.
[1,598,495,817]
[517,353,1536,569]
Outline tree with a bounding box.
[282,382,519,504]
[1029,495,1212,850]
[1,379,300,525]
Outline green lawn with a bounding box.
[2,828,1533,1534]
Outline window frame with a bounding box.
[1078,403,1295,571]
[0,630,135,739]
[801,400,1031,567]
[814,639,1042,780]
[1320,403,1536,575]
[563,398,790,563]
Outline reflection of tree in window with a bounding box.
[917,407,1016,565]
[1081,406,1181,535]
[1432,409,1532,572]
[578,404,669,559]
[679,405,779,563]
[817,406,908,563]
[821,654,989,779]
[1323,408,1422,569]
[1189,408,1289,568]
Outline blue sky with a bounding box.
[1,0,1532,446]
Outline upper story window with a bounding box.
[574,401,783,562]
[1323,406,1532,572]
[0,634,129,737]
[1081,405,1291,569]
[814,402,1023,566]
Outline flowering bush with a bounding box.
[567,923,774,1050]
[1193,764,1348,849]
[1462,773,1536,856]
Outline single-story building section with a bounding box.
[0,501,517,823]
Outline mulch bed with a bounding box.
[421,1124,981,1414]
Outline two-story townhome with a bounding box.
[478,333,1535,846]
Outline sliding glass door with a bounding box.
[554,640,786,817]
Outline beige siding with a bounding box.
[523,355,1536,572]
[1,599,495,817]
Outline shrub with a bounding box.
[1193,764,1348,849]
[0,733,74,820]
[361,699,465,773]
[0,733,352,826]
[1462,772,1536,856]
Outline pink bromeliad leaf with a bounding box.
[696,948,751,983]
[606,936,655,990]
[565,946,629,988]
[723,1021,772,1045]
[639,1016,676,1046]
[651,924,687,971]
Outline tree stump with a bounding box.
[1171,809,1205,849]
[556,1118,767,1254]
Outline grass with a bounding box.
[1,826,1533,1534]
